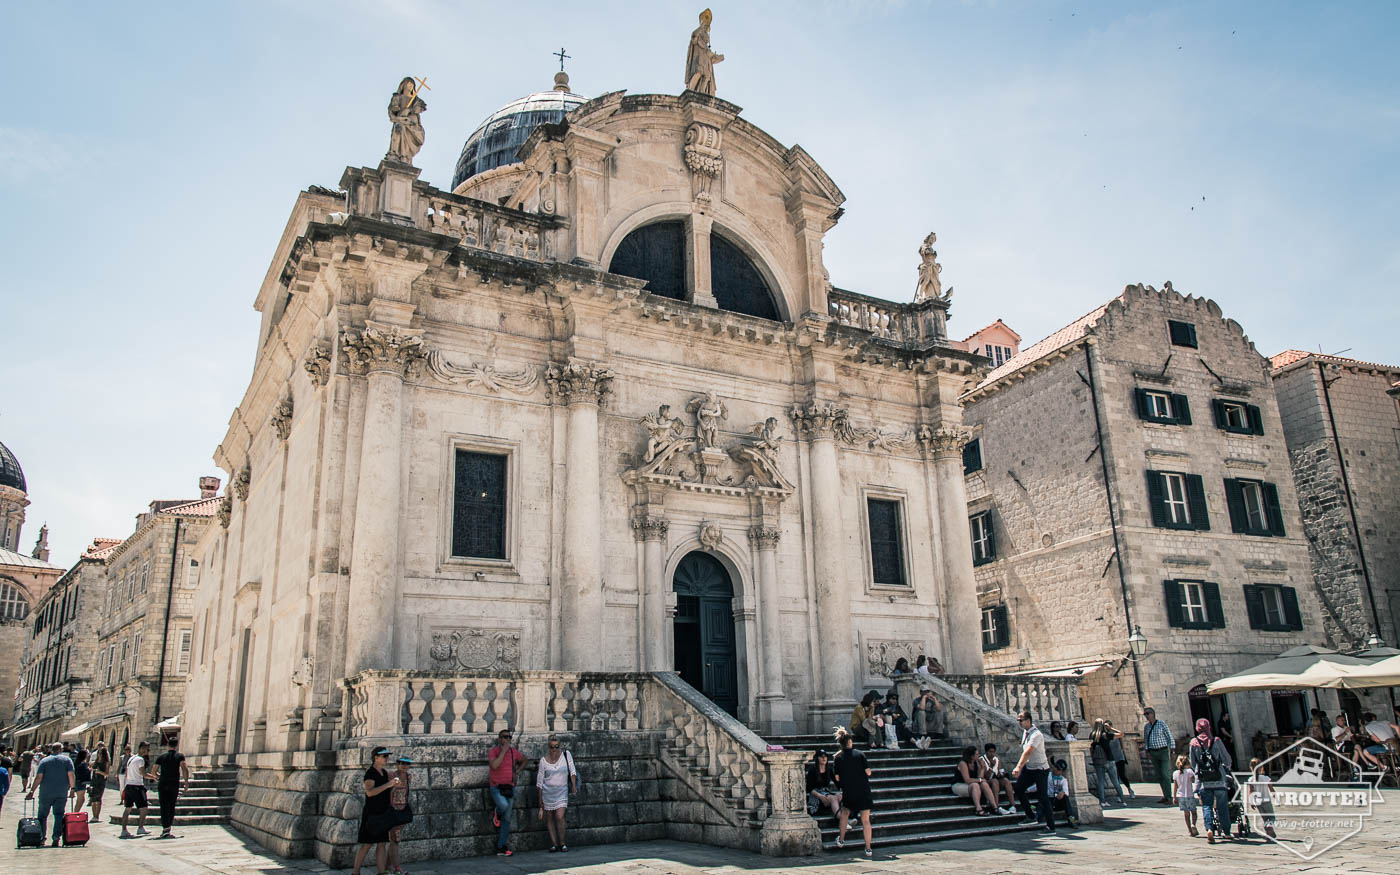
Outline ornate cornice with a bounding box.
[918,424,970,458]
[339,320,426,379]
[630,515,669,542]
[545,359,613,406]
[304,345,332,387]
[747,525,780,551]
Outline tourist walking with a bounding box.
[1089,719,1126,806]
[487,728,527,856]
[1011,711,1055,833]
[120,741,154,838]
[1171,754,1198,836]
[1188,718,1232,843]
[154,736,191,838]
[71,748,92,812]
[88,741,111,822]
[951,745,998,816]
[352,746,397,875]
[535,734,578,852]
[1106,720,1134,797]
[17,746,34,794]
[1246,758,1276,839]
[0,753,11,815]
[832,728,874,857]
[386,756,415,873]
[1142,706,1175,803]
[25,742,75,846]
[805,749,842,816]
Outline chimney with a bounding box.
[30,524,49,562]
[200,476,221,499]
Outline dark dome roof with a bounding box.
[0,440,25,493]
[451,79,586,190]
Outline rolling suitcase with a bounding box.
[63,811,90,847]
[15,799,43,849]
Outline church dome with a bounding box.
[451,72,586,190]
[0,440,24,493]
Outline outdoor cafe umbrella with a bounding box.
[1314,653,1400,690]
[1205,645,1371,695]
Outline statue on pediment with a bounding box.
[731,417,792,489]
[685,8,724,96]
[687,391,728,450]
[387,76,427,164]
[641,404,689,465]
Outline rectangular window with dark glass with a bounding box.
[962,438,983,474]
[1163,579,1225,629]
[970,511,996,565]
[1211,399,1264,435]
[1168,320,1198,348]
[867,498,907,586]
[1243,584,1303,631]
[451,450,508,560]
[1224,478,1285,536]
[981,604,1010,651]
[1134,388,1191,425]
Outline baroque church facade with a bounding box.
[183,53,989,759]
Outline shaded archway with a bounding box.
[672,551,739,716]
[608,220,686,302]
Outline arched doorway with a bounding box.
[673,551,739,716]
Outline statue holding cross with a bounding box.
[387,76,430,164]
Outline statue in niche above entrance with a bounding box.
[685,8,724,96]
[687,391,728,450]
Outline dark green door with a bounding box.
[673,551,739,716]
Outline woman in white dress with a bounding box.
[536,735,578,852]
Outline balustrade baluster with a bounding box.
[429,680,449,733]
[447,681,470,733]
[404,681,428,734]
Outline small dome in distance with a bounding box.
[0,440,25,493]
[451,71,587,190]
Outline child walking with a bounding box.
[1171,755,1198,837]
[1246,758,1277,839]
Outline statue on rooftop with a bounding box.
[685,8,724,96]
[915,232,952,303]
[387,76,427,164]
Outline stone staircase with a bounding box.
[107,765,238,826]
[765,734,1039,850]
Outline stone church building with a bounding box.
[183,46,990,833]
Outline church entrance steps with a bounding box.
[107,766,238,827]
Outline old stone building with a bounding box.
[0,439,64,735]
[178,34,1000,860]
[12,537,119,747]
[961,284,1331,766]
[1271,350,1400,649]
[82,479,220,752]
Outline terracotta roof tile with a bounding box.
[158,496,222,517]
[1270,349,1400,374]
[82,537,125,561]
[961,319,1022,344]
[968,299,1115,393]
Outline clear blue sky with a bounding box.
[3,1,1397,566]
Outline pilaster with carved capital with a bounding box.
[918,424,970,459]
[747,525,781,551]
[631,515,670,542]
[270,396,294,441]
[232,465,251,501]
[788,400,847,440]
[545,359,614,406]
[339,320,427,379]
[304,345,332,387]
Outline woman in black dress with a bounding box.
[832,728,875,857]
[353,746,399,875]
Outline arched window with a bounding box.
[608,221,687,302]
[710,232,780,321]
[0,580,28,621]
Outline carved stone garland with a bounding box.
[684,121,723,202]
[231,465,251,501]
[425,350,539,394]
[270,395,294,441]
[789,401,917,451]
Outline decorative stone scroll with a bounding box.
[425,350,539,394]
[232,465,251,501]
[789,401,916,452]
[684,121,722,201]
[731,418,795,490]
[427,627,521,672]
[340,321,427,379]
[544,359,613,406]
[270,396,294,441]
[917,424,969,458]
[303,345,332,387]
[865,638,924,679]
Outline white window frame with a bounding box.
[1161,472,1190,526]
[176,628,193,675]
[981,607,999,648]
[1240,480,1266,531]
[1260,585,1285,627]
[1181,581,1207,624]
[185,559,200,589]
[140,560,150,593]
[1145,391,1173,419]
[860,487,914,591]
[970,511,993,563]
[118,640,128,681]
[106,644,115,686]
[442,435,521,573]
[1222,402,1248,430]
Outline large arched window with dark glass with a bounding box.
[710,233,781,321]
[608,221,687,302]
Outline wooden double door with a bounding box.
[672,551,739,716]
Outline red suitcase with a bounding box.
[62,812,89,847]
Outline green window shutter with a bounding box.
[1262,482,1286,536]
[1243,584,1266,629]
[995,605,1011,648]
[1171,394,1192,425]
[1203,582,1226,629]
[1146,470,1169,528]
[1281,587,1303,631]
[985,512,998,560]
[1163,580,1186,628]
[962,439,983,474]
[1185,475,1210,531]
[1224,479,1248,533]
[1211,399,1227,429]
[1246,404,1264,435]
[1134,388,1152,420]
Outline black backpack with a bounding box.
[1197,744,1222,782]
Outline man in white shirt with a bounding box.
[1362,712,1400,759]
[120,741,155,839]
[1010,711,1055,834]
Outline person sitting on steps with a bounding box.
[951,745,998,817]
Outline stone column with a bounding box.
[341,320,425,677]
[790,401,857,728]
[750,524,796,734]
[632,514,670,670]
[924,425,985,674]
[547,359,614,669]
[687,212,717,308]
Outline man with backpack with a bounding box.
[25,742,75,847]
[1189,717,1234,843]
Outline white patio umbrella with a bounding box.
[1315,654,1400,689]
[1205,645,1371,695]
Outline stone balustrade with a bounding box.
[896,673,1103,825]
[421,192,548,260]
[827,288,947,347]
[939,672,1081,724]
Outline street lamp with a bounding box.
[1127,626,1149,660]
[116,688,126,708]
[1364,633,1382,649]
